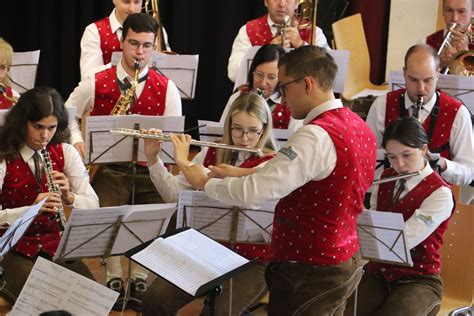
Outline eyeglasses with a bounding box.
[127,39,155,51]
[231,127,263,140]
[0,65,10,71]
[278,77,305,97]
[253,71,278,82]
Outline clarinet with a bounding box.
[41,148,66,232]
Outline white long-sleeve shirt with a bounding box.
[80,9,171,80]
[366,91,474,185]
[370,162,453,250]
[66,61,182,145]
[227,14,330,82]
[204,100,341,209]
[0,143,99,226]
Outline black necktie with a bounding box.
[392,179,406,204]
[33,151,43,183]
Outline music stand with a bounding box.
[10,50,40,93]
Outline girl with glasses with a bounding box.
[220,44,303,132]
[0,38,19,109]
[142,92,277,316]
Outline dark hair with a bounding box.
[278,45,337,91]
[404,44,440,70]
[382,117,428,149]
[0,87,70,161]
[122,13,159,40]
[247,44,286,88]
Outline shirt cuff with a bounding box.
[204,178,220,200]
[71,131,85,146]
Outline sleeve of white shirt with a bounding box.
[204,125,337,209]
[313,27,330,48]
[0,160,29,225]
[148,148,209,203]
[65,78,96,145]
[404,186,453,249]
[365,95,386,148]
[227,25,251,83]
[62,143,99,209]
[80,23,105,81]
[164,80,182,116]
[441,105,474,185]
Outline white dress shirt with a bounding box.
[205,99,341,209]
[366,91,474,185]
[148,147,269,203]
[227,14,330,82]
[218,91,303,134]
[66,60,182,145]
[370,162,453,249]
[0,143,99,226]
[80,9,171,80]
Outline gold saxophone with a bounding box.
[41,148,66,232]
[0,83,18,104]
[110,60,141,115]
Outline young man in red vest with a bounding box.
[80,0,171,80]
[366,44,473,186]
[67,13,181,312]
[426,0,473,69]
[227,0,330,82]
[173,46,377,315]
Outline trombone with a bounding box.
[110,128,262,154]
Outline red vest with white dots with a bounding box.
[271,107,377,265]
[367,168,454,281]
[95,17,122,65]
[0,86,15,109]
[246,14,310,46]
[426,29,474,52]
[385,89,461,160]
[92,66,167,116]
[203,147,275,261]
[0,144,64,257]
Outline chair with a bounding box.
[438,203,474,315]
[332,13,388,100]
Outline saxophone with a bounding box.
[110,60,141,115]
[41,148,66,232]
[0,83,18,104]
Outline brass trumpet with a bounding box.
[110,128,263,154]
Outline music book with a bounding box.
[53,203,176,261]
[11,50,40,93]
[85,114,184,165]
[125,228,255,297]
[12,256,119,315]
[357,209,413,266]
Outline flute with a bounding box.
[372,171,421,185]
[110,128,262,154]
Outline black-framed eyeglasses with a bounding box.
[127,39,155,51]
[230,127,263,140]
[278,77,305,97]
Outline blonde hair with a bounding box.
[0,38,13,86]
[217,92,278,165]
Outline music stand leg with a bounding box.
[205,285,222,316]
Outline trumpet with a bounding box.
[110,128,263,154]
[372,171,421,185]
[438,22,457,56]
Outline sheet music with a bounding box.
[11,50,40,93]
[0,199,45,256]
[233,46,349,94]
[85,115,184,164]
[177,190,276,243]
[357,210,413,266]
[389,70,474,112]
[111,51,199,99]
[131,229,249,296]
[12,257,118,315]
[110,203,177,254]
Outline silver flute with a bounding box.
[110,128,262,154]
[372,171,421,185]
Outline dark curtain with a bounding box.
[0,0,389,133]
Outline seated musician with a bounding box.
[0,87,99,304]
[220,44,303,133]
[0,37,19,109]
[142,92,277,316]
[345,117,455,316]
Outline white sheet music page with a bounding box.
[357,210,413,266]
[12,257,119,315]
[132,228,249,296]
